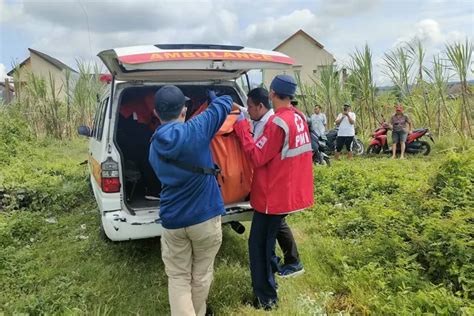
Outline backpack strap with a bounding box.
[159,156,220,176]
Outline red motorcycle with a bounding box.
[367,121,434,155]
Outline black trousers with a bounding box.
[276,217,300,266]
[336,136,354,152]
[249,211,283,305]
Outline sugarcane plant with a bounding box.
[349,44,377,131]
[445,39,473,137]
[408,39,432,128]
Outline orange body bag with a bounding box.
[191,102,253,204]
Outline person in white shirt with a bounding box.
[334,103,356,160]
[245,87,304,279]
[309,105,327,136]
[247,89,274,139]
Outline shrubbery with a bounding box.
[0,112,472,314]
[0,111,31,164]
[299,152,473,314]
[0,113,90,213]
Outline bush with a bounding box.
[299,153,473,313]
[431,149,474,213]
[0,110,32,164]
[0,137,90,213]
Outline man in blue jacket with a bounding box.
[149,85,233,316]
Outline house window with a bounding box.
[318,65,329,72]
[313,65,330,75]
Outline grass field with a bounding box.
[1,139,473,315]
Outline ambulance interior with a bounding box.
[116,85,250,210]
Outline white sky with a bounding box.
[1,0,473,85]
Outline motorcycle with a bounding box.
[324,128,365,156]
[310,130,331,166]
[367,121,434,155]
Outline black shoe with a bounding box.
[205,305,214,316]
[251,297,278,311]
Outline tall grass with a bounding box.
[300,65,351,128]
[69,61,106,130]
[383,46,414,102]
[349,44,377,131]
[7,60,105,140]
[313,65,337,125]
[446,39,473,137]
[425,55,461,137]
[409,39,432,128]
[6,40,473,140]
[304,40,472,136]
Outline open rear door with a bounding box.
[98,44,295,81]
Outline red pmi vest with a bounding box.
[235,106,314,214]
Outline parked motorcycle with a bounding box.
[324,128,365,156]
[310,130,331,166]
[367,122,434,155]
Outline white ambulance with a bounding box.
[78,44,295,241]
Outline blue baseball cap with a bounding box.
[270,74,297,97]
[154,85,190,113]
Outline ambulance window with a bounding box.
[91,104,100,138]
[93,97,109,140]
[236,75,249,94]
[237,70,262,93]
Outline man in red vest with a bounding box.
[233,75,314,310]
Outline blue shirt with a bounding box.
[149,96,232,229]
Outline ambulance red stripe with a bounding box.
[118,51,295,65]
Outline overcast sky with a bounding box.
[1,0,473,85]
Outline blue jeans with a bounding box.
[249,211,284,306]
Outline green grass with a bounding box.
[1,139,473,315]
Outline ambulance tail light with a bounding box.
[101,158,121,193]
[99,74,112,84]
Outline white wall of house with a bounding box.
[263,32,335,89]
[30,53,69,98]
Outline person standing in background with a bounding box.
[309,105,327,136]
[389,104,412,159]
[334,103,356,160]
